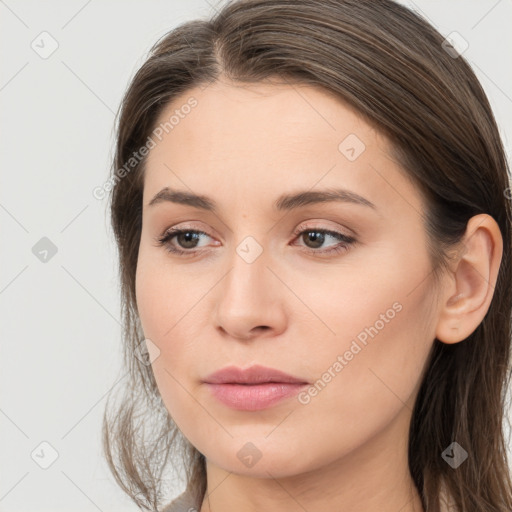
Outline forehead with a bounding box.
[142,79,425,219]
[151,78,377,149]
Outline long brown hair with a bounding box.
[102,1,512,510]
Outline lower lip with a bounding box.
[204,382,308,411]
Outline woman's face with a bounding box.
[135,79,441,478]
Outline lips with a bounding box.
[202,365,309,411]
[203,364,309,385]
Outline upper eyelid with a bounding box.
[163,219,355,236]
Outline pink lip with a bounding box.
[203,365,309,411]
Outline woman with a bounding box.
[102,1,512,511]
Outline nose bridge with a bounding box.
[224,234,271,307]
[213,232,285,338]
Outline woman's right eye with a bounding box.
[155,228,213,256]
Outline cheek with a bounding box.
[291,245,436,430]
[302,293,433,468]
[135,268,167,340]
[135,250,190,341]
[135,254,206,420]
[330,252,434,382]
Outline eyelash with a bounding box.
[155,225,356,258]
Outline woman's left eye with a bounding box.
[154,226,356,257]
[291,227,356,255]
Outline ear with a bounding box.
[435,214,503,344]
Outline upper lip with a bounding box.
[203,364,309,385]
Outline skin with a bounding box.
[135,77,503,512]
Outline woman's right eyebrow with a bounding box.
[146,186,378,213]
[147,187,215,212]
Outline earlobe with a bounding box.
[435,214,503,344]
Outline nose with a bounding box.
[213,242,287,341]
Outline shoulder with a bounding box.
[161,488,201,512]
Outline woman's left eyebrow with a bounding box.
[274,188,377,212]
[147,186,377,213]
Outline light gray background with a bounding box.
[1,1,511,511]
